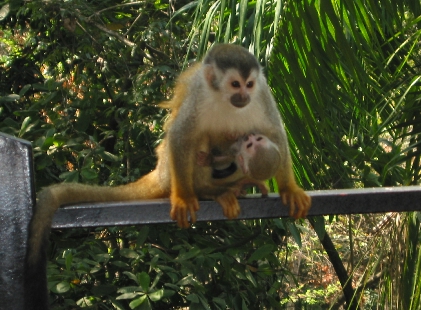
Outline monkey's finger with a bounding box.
[188,201,199,224]
[295,194,311,219]
[177,207,190,228]
[226,202,240,218]
[301,195,312,217]
[281,193,288,207]
[170,205,189,228]
[289,197,297,219]
[217,193,240,219]
[282,193,294,218]
[295,193,310,217]
[192,199,200,212]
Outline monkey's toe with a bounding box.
[216,192,241,219]
[170,196,200,228]
[281,189,311,219]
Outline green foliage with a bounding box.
[268,1,421,308]
[0,1,307,308]
[3,0,421,308]
[181,0,282,63]
[270,1,421,190]
[0,0,185,188]
[46,221,295,309]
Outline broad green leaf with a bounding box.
[212,297,226,308]
[80,168,98,180]
[129,295,148,309]
[186,293,200,303]
[0,94,19,102]
[247,244,274,262]
[123,271,139,285]
[136,226,149,246]
[18,116,35,137]
[137,272,150,292]
[116,292,143,300]
[64,252,73,271]
[59,171,79,182]
[177,275,198,286]
[175,247,201,261]
[244,268,257,288]
[112,261,129,268]
[148,288,164,301]
[286,221,302,247]
[311,216,326,240]
[120,248,140,259]
[19,84,32,96]
[101,150,120,162]
[54,281,71,294]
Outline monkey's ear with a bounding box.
[238,155,249,174]
[204,64,216,88]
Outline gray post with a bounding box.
[0,133,35,310]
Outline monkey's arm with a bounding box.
[256,87,311,218]
[167,120,206,228]
[274,146,311,219]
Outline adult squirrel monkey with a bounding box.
[25,44,311,309]
[165,44,310,227]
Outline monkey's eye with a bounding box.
[247,142,253,148]
[231,81,241,88]
[256,137,262,141]
[246,81,254,88]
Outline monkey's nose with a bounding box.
[230,93,250,107]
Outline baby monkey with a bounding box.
[197,133,281,197]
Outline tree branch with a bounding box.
[88,2,144,19]
[72,10,155,62]
[75,11,136,48]
[308,217,360,310]
[211,230,261,253]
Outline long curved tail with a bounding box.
[25,170,167,309]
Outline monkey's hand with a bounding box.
[215,191,241,219]
[280,186,311,219]
[170,195,200,228]
[197,151,212,166]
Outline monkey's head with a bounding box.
[238,134,281,181]
[203,44,261,108]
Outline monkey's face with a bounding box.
[206,66,259,108]
[225,69,258,108]
[238,134,266,173]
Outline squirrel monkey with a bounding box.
[166,44,311,227]
[194,133,280,218]
[197,133,282,197]
[25,44,310,309]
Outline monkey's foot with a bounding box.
[216,191,241,219]
[280,187,311,219]
[170,196,200,228]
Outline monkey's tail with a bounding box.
[24,171,167,309]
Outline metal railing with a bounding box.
[1,132,420,309]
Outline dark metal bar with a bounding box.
[0,133,35,310]
[52,186,421,229]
